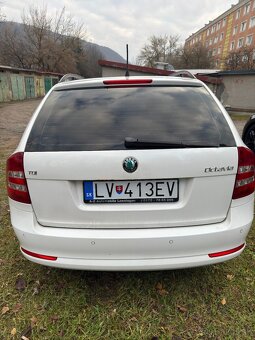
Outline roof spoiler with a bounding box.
[59,74,83,83]
[172,70,196,79]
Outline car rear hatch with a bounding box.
[24,79,238,229]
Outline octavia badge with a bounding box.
[123,157,138,173]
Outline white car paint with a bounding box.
[7,76,254,270]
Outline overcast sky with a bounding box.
[2,0,237,61]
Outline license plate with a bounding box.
[83,179,179,203]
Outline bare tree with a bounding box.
[137,34,180,67]
[137,36,213,69]
[224,46,255,70]
[176,42,213,69]
[0,2,5,22]
[0,23,30,67]
[78,44,102,78]
[0,4,103,76]
[21,5,86,73]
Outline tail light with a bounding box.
[232,147,255,199]
[21,248,57,261]
[6,152,31,204]
[208,243,245,258]
[103,79,152,85]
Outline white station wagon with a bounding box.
[7,76,254,270]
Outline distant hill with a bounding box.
[85,42,125,63]
[0,21,125,63]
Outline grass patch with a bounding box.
[1,126,255,339]
[229,113,251,121]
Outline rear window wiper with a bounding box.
[124,137,220,149]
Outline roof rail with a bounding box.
[172,70,196,79]
[59,74,83,83]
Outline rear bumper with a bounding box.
[9,197,254,271]
[20,245,246,271]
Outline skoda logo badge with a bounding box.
[123,157,138,173]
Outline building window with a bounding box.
[220,32,224,41]
[246,35,253,45]
[211,25,216,33]
[244,3,251,15]
[212,48,216,56]
[238,38,244,48]
[215,59,219,66]
[230,41,235,50]
[207,29,210,36]
[217,22,221,30]
[205,40,209,47]
[233,25,238,35]
[242,54,248,62]
[218,46,221,54]
[209,38,212,45]
[214,35,219,44]
[250,16,255,28]
[236,9,240,19]
[240,21,247,31]
[223,18,226,26]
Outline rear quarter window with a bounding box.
[26,85,236,151]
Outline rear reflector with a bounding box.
[208,243,245,258]
[103,79,152,85]
[6,152,31,204]
[232,147,255,199]
[21,248,57,261]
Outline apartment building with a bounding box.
[185,0,255,68]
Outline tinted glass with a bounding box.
[26,86,235,151]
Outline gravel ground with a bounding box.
[0,99,41,154]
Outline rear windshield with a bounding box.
[26,86,235,151]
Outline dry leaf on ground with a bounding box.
[129,316,138,322]
[177,305,188,313]
[2,306,10,315]
[13,303,22,313]
[11,328,17,335]
[156,282,168,296]
[156,282,163,290]
[221,298,227,305]
[50,314,60,323]
[30,316,38,327]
